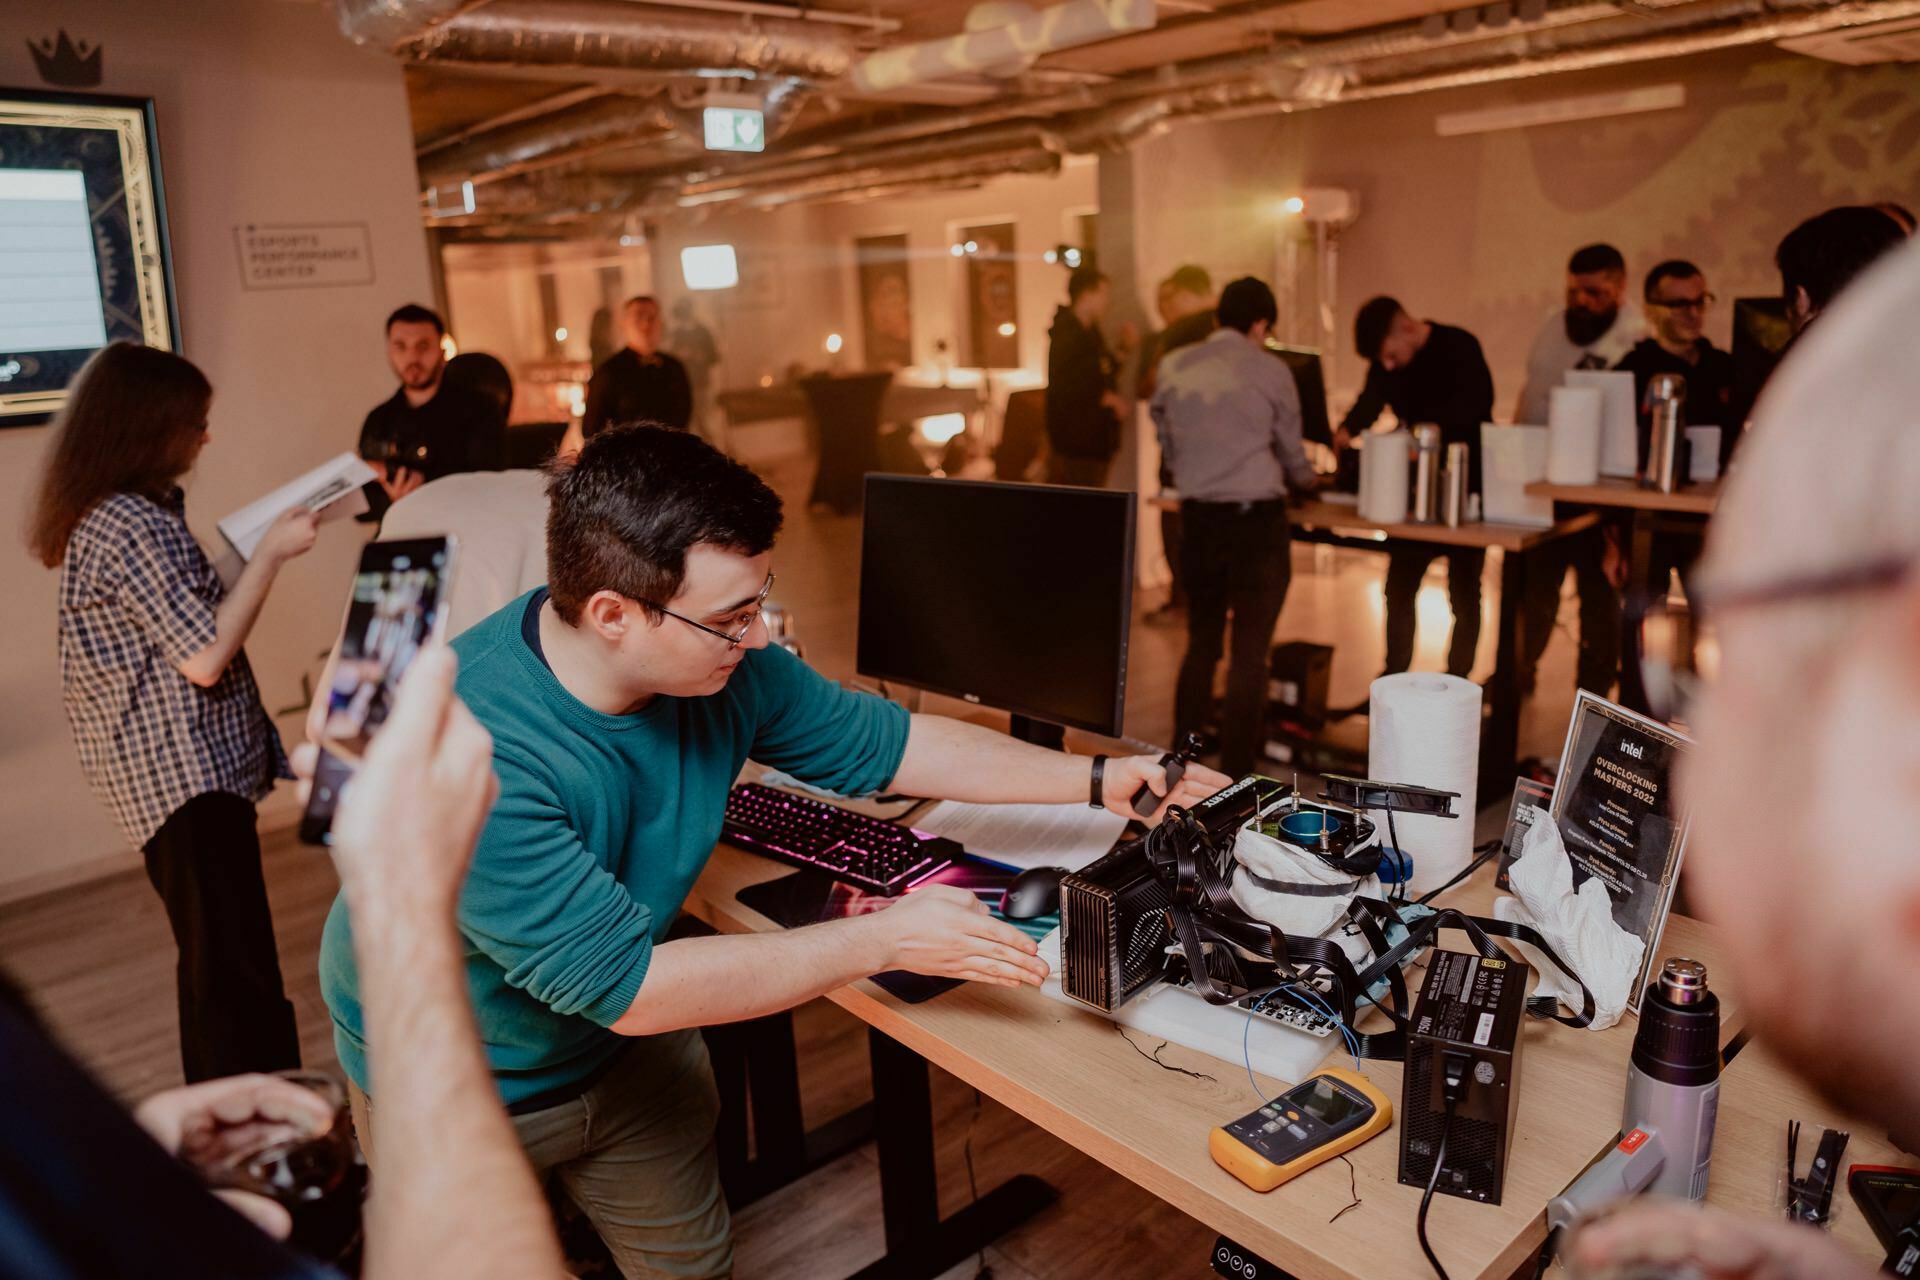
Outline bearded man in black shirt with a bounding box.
[1335,296,1495,678]
[357,304,506,520]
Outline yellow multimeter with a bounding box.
[1209,1067,1393,1192]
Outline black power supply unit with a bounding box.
[1398,948,1528,1205]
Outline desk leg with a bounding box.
[1616,512,1657,714]
[704,1012,878,1210]
[1479,546,1528,805]
[850,1027,1058,1280]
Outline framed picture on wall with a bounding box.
[0,87,178,428]
[855,233,913,369]
[958,221,1018,369]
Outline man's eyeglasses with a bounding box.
[1647,293,1717,314]
[1633,557,1912,723]
[644,574,775,650]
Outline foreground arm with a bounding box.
[888,713,1231,815]
[326,650,565,1280]
[609,884,1046,1037]
[1565,1199,1875,1280]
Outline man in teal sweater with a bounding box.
[319,426,1226,1278]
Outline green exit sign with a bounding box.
[703,105,765,153]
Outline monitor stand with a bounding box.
[1008,715,1065,751]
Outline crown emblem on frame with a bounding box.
[28,30,103,88]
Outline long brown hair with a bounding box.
[26,343,212,568]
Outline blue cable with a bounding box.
[1242,982,1363,1105]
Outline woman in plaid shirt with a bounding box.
[28,343,321,1082]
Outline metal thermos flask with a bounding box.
[1646,373,1687,493]
[1411,425,1442,522]
[1442,442,1471,527]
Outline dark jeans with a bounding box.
[1046,453,1111,488]
[1383,545,1485,678]
[1175,499,1292,777]
[142,791,301,1083]
[1520,528,1621,696]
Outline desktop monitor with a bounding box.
[857,475,1134,737]
[1269,345,1332,446]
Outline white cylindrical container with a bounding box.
[1368,672,1482,894]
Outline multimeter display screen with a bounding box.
[1295,1077,1363,1127]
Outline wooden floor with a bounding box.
[0,452,1593,1279]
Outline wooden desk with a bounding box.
[1709,1041,1909,1269]
[1289,498,1599,554]
[1525,477,1721,517]
[687,851,1736,1280]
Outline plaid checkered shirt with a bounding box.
[58,489,290,849]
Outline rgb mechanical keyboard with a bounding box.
[721,783,958,895]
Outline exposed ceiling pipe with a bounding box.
[640,0,903,33]
[335,0,480,50]
[674,0,1621,185]
[403,0,862,79]
[420,77,810,186]
[417,85,615,157]
[739,147,1065,208]
[677,119,1072,195]
[1341,0,1920,93]
[849,0,1157,94]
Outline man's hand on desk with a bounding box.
[1102,755,1233,821]
[857,884,1049,989]
[1565,1200,1876,1280]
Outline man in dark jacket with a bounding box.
[582,295,694,439]
[1045,266,1130,487]
[1336,296,1495,678]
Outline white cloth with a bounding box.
[1228,823,1382,968]
[1493,814,1644,1030]
[1515,301,1647,425]
[380,470,550,635]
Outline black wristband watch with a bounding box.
[1089,754,1108,809]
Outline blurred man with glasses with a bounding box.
[1567,240,1920,1280]
[320,424,1228,1277]
[1615,260,1736,473]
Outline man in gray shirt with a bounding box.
[1151,276,1318,776]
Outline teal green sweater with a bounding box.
[318,590,910,1106]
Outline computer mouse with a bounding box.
[1003,867,1064,921]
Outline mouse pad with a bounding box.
[733,856,1059,1005]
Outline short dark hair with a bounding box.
[1067,265,1107,302]
[1873,201,1916,235]
[1168,264,1212,296]
[386,303,445,335]
[1567,244,1626,277]
[1353,295,1405,360]
[1643,259,1703,301]
[623,295,660,311]
[1776,206,1907,314]
[1215,276,1277,335]
[545,425,784,626]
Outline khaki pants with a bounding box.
[349,1028,732,1279]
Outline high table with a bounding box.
[687,845,1747,1280]
[1524,478,1723,712]
[1282,499,1600,803]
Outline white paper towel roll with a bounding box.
[1368,673,1481,894]
[1546,385,1603,485]
[1564,369,1638,478]
[1358,430,1411,524]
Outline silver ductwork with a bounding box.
[402,0,860,79]
[849,0,1157,93]
[336,0,478,50]
[396,0,1920,229]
